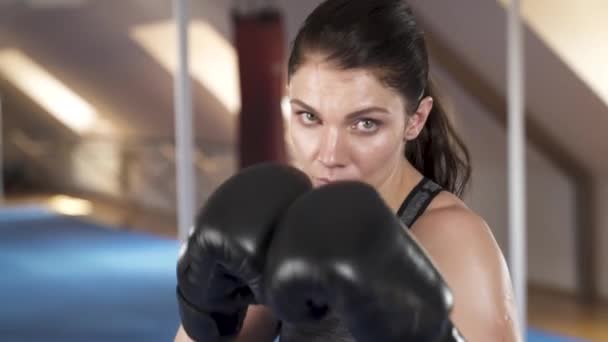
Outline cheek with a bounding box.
[349,131,403,182]
[288,122,318,165]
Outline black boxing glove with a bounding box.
[176,163,312,341]
[265,181,466,342]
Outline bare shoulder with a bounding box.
[409,191,522,341]
[410,191,493,246]
[409,190,505,286]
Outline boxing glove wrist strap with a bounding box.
[176,287,246,342]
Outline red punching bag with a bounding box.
[233,7,287,169]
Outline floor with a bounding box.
[528,287,608,341]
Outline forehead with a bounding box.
[288,57,403,109]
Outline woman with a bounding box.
[176,0,520,340]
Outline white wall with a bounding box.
[596,179,608,299]
[525,140,578,291]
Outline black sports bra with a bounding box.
[397,177,443,229]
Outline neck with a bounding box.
[377,158,423,213]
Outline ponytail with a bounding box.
[405,79,471,198]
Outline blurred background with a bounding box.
[0,0,606,341]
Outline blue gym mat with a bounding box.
[0,205,588,341]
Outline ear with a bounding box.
[404,96,433,141]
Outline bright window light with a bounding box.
[130,20,241,115]
[0,48,98,133]
[47,195,92,216]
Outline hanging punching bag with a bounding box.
[233,6,287,168]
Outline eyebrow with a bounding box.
[290,99,391,120]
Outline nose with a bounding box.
[318,126,347,169]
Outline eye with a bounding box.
[296,111,320,126]
[352,119,380,133]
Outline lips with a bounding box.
[314,177,331,184]
[312,177,340,186]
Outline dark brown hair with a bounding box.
[287,0,471,197]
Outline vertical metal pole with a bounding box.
[173,0,196,241]
[507,0,526,338]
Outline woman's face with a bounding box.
[287,57,411,188]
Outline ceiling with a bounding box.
[0,0,237,143]
[410,0,608,175]
[496,0,608,108]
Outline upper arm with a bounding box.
[174,305,279,342]
[411,207,522,342]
